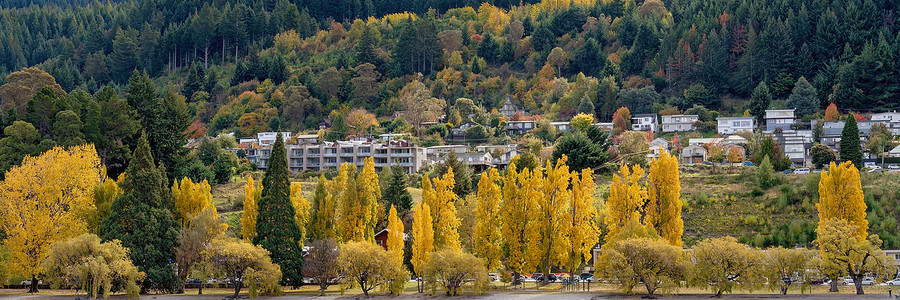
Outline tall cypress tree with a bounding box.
[839,115,862,168]
[99,133,181,293]
[254,132,304,287]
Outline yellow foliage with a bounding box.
[431,168,461,251]
[816,161,867,241]
[205,237,283,298]
[331,163,352,242]
[172,178,215,228]
[563,167,600,275]
[570,113,595,132]
[241,176,261,242]
[501,163,541,276]
[290,182,310,247]
[474,168,503,271]
[387,205,405,254]
[0,145,103,279]
[87,178,121,234]
[646,150,683,246]
[605,164,647,241]
[411,202,434,276]
[274,29,301,54]
[358,158,381,242]
[41,234,145,299]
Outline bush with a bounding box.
[757,156,778,189]
[423,250,489,296]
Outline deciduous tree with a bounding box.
[411,202,434,283]
[41,234,144,299]
[172,178,214,228]
[241,176,261,241]
[308,176,336,240]
[1,144,103,293]
[691,236,765,297]
[303,238,340,296]
[474,169,502,271]
[205,237,283,298]
[646,150,683,246]
[387,204,404,254]
[423,250,490,296]
[814,218,891,294]
[816,161,867,241]
[598,237,689,296]
[563,168,599,278]
[339,241,405,297]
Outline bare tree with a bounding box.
[303,238,341,296]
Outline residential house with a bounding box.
[871,111,900,123]
[494,149,524,170]
[817,120,895,154]
[475,144,517,153]
[426,145,468,163]
[550,121,572,132]
[295,134,318,144]
[378,133,406,142]
[506,120,536,135]
[765,109,796,132]
[373,228,408,250]
[769,130,813,166]
[648,138,669,159]
[257,132,293,146]
[500,96,522,118]
[681,144,707,164]
[884,249,900,275]
[455,152,494,173]
[661,114,699,132]
[592,122,614,131]
[632,114,658,133]
[717,117,755,135]
[450,121,482,139]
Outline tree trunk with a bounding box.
[198,283,203,295]
[204,45,209,69]
[854,280,864,295]
[233,281,242,297]
[29,274,37,293]
[828,279,839,292]
[222,39,226,65]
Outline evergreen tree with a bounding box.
[749,81,771,126]
[354,24,378,67]
[577,95,595,115]
[125,71,189,183]
[477,33,499,64]
[434,151,472,198]
[99,133,181,293]
[253,132,304,288]
[383,166,412,212]
[787,77,819,116]
[839,115,862,168]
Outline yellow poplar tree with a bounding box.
[534,156,571,282]
[563,168,600,277]
[332,163,353,242]
[241,176,261,242]
[172,178,215,228]
[411,202,434,278]
[358,157,381,242]
[646,150,683,246]
[816,161,868,241]
[474,168,503,271]
[501,164,543,278]
[522,167,546,272]
[387,204,404,253]
[290,182,310,247]
[0,144,104,286]
[605,164,648,241]
[87,177,121,234]
[432,168,461,251]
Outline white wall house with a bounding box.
[765,109,796,132]
[632,114,658,133]
[660,114,698,132]
[717,117,754,135]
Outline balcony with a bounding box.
[324,152,337,157]
[307,152,320,157]
[324,162,337,167]
[374,152,388,157]
[307,163,320,167]
[390,152,412,157]
[340,152,355,157]
[357,151,371,156]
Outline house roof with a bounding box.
[890,145,900,154]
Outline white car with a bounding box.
[867,166,883,173]
[882,278,900,286]
[794,168,810,174]
[864,162,877,169]
[20,279,42,285]
[842,277,875,285]
[888,164,900,170]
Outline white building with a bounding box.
[425,145,468,162]
[246,140,427,174]
[717,117,755,135]
[871,111,900,123]
[257,132,293,146]
[660,114,698,132]
[765,109,796,132]
[632,114,658,133]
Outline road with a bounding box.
[1,293,898,300]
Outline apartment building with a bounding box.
[246,140,426,174]
[716,117,755,135]
[632,114,658,133]
[660,114,699,132]
[425,145,468,162]
[765,109,796,132]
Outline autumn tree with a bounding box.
[531,157,571,284]
[823,103,840,121]
[172,178,214,228]
[426,169,461,251]
[645,150,683,246]
[87,178,121,234]
[387,205,405,255]
[338,158,381,242]
[691,236,765,297]
[725,145,744,164]
[175,207,226,294]
[599,236,689,296]
[41,234,144,299]
[612,107,632,135]
[423,250,490,296]
[500,163,540,284]
[0,144,103,293]
[563,168,600,278]
[617,131,650,166]
[205,237,283,298]
[605,164,648,240]
[411,201,434,291]
[339,241,406,297]
[547,47,567,76]
[570,113,594,132]
[303,238,340,296]
[308,175,336,240]
[399,79,446,136]
[0,67,64,117]
[814,218,891,294]
[253,132,303,288]
[290,182,310,246]
[100,134,181,293]
[473,169,502,271]
[241,176,261,241]
[816,161,867,241]
[345,108,378,136]
[765,247,813,295]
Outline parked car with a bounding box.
[842,277,875,285]
[579,273,594,281]
[888,164,900,170]
[206,278,218,284]
[867,166,883,173]
[743,161,755,166]
[20,279,42,285]
[813,169,823,173]
[881,278,900,285]
[185,278,201,284]
[864,162,877,169]
[488,273,501,282]
[702,161,713,165]
[810,278,829,285]
[794,168,810,174]
[783,169,793,174]
[530,273,542,280]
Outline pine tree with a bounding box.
[253,132,303,288]
[383,166,413,212]
[473,169,502,271]
[99,133,181,293]
[839,115,862,168]
[787,77,819,116]
[749,81,771,126]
